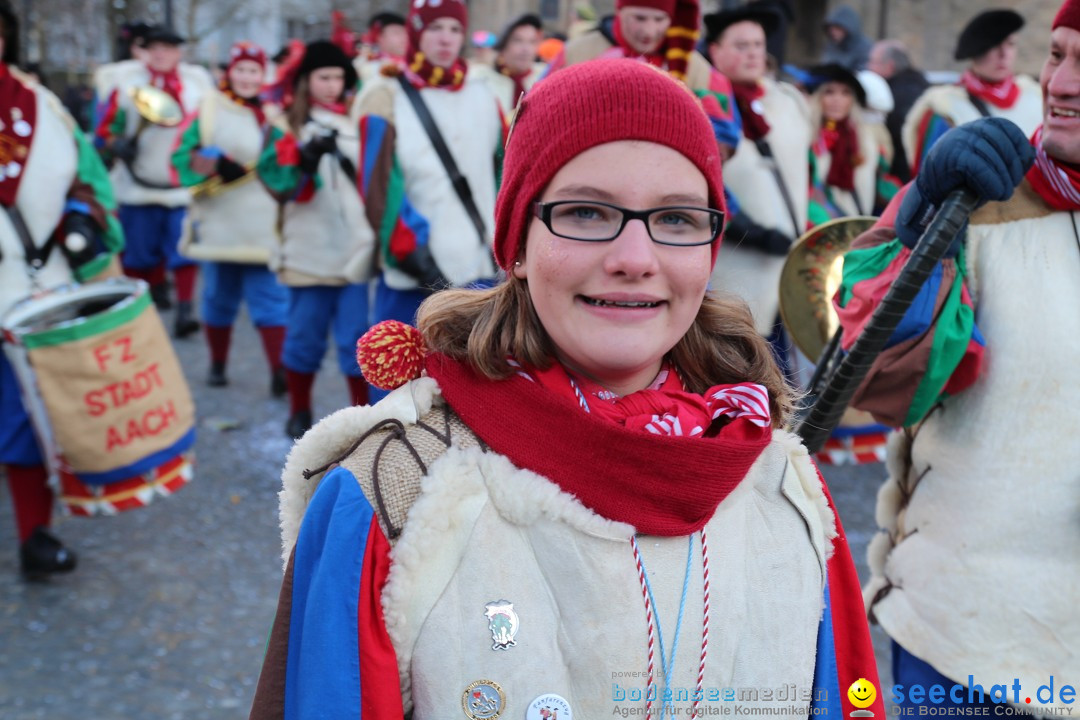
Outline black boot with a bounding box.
[20,527,78,580]
[270,366,287,398]
[207,362,228,387]
[285,409,313,439]
[174,301,200,339]
[149,283,173,310]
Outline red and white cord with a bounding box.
[693,528,711,717]
[631,535,657,718]
[632,532,710,719]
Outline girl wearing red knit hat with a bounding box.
[170,41,289,395]
[352,0,503,407]
[250,60,880,720]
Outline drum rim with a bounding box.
[1,278,148,340]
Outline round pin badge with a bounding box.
[526,693,572,720]
[13,120,31,137]
[463,680,506,720]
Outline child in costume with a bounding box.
[257,41,376,438]
[171,41,288,394]
[249,59,882,720]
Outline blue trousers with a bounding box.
[118,204,193,270]
[0,353,43,466]
[201,262,289,328]
[282,284,370,377]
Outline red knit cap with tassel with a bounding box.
[1054,0,1080,31]
[495,59,725,271]
[616,0,676,14]
[356,321,427,390]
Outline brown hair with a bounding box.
[286,76,311,135]
[417,277,796,428]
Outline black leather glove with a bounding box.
[397,244,449,291]
[725,212,793,256]
[216,155,248,183]
[298,132,338,175]
[110,136,138,164]
[60,213,103,269]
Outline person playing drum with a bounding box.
[249,60,881,719]
[0,0,124,578]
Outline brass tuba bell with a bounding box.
[778,216,876,363]
[128,85,184,127]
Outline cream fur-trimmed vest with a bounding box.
[279,378,838,718]
[901,76,1042,171]
[711,78,812,336]
[354,74,501,290]
[812,120,880,218]
[271,106,376,287]
[864,182,1080,710]
[0,75,81,317]
[178,90,279,264]
[469,61,545,117]
[108,62,214,207]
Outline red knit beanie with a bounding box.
[1054,0,1080,31]
[495,59,726,271]
[227,41,266,71]
[617,0,677,15]
[407,0,469,50]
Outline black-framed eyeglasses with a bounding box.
[532,200,724,247]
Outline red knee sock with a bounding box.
[4,464,53,543]
[173,265,198,303]
[257,325,286,372]
[347,376,369,407]
[205,325,233,366]
[287,370,315,414]
[124,264,166,286]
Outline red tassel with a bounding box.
[356,320,426,391]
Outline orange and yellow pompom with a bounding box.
[356,320,426,390]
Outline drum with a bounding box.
[1,278,195,515]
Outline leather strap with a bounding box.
[966,91,992,119]
[754,138,802,235]
[4,204,53,270]
[396,75,487,247]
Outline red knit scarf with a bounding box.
[960,69,1020,110]
[405,51,467,90]
[149,67,184,107]
[733,81,771,141]
[819,119,862,192]
[219,78,266,127]
[425,353,773,536]
[495,59,530,105]
[1025,125,1080,210]
[0,63,36,207]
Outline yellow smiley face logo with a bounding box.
[847,678,877,709]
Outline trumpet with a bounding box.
[189,163,257,199]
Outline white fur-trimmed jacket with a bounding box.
[249,377,884,720]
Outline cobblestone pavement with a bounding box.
[0,304,892,719]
